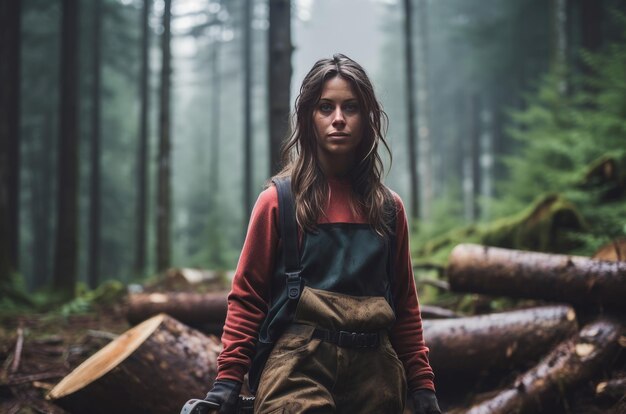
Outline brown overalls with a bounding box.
[250,179,406,414]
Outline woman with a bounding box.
[203,54,440,414]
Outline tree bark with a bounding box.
[33,113,55,288]
[243,0,253,225]
[156,0,172,272]
[208,40,221,208]
[424,305,578,390]
[135,0,151,278]
[0,0,21,278]
[463,94,479,221]
[403,0,419,220]
[415,0,432,220]
[88,0,103,289]
[47,314,221,414]
[579,0,603,56]
[450,318,623,414]
[53,0,80,299]
[126,292,229,326]
[268,0,292,175]
[447,244,626,309]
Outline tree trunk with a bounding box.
[243,0,253,225]
[451,318,623,414]
[34,113,56,288]
[403,0,419,221]
[156,0,172,272]
[463,94,479,221]
[208,40,221,208]
[88,0,103,289]
[126,291,229,326]
[447,244,626,309]
[578,0,602,77]
[47,314,221,414]
[551,0,567,68]
[551,0,568,94]
[424,305,578,391]
[53,0,80,299]
[268,0,292,175]
[479,97,494,219]
[0,0,21,278]
[135,0,151,278]
[415,0,432,220]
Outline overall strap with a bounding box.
[271,177,302,300]
[384,187,398,309]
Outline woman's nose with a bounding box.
[332,108,346,126]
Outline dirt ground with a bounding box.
[0,304,130,414]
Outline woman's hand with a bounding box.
[203,379,242,414]
[411,389,442,414]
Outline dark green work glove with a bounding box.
[204,379,242,414]
[411,389,442,414]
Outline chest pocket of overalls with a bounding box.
[294,286,395,332]
[290,222,396,331]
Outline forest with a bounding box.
[1,0,626,413]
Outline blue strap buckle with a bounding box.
[286,271,302,300]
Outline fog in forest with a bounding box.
[2,0,625,292]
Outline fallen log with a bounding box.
[424,305,578,392]
[47,314,221,414]
[449,317,623,414]
[420,305,460,319]
[127,291,460,330]
[447,243,626,309]
[126,291,228,325]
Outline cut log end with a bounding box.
[47,314,219,414]
[47,314,166,400]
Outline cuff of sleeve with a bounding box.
[407,375,436,394]
[216,363,248,384]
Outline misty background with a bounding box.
[2,0,625,297]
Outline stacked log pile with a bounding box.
[445,243,625,413]
[46,245,625,413]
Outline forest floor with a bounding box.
[0,304,130,414]
[0,290,623,414]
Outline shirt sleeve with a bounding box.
[216,186,279,383]
[388,193,436,392]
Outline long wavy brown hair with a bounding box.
[273,53,394,236]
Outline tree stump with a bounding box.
[47,314,220,414]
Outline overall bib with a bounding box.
[250,179,406,414]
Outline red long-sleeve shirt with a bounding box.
[216,178,435,392]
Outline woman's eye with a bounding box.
[344,103,359,113]
[319,103,333,112]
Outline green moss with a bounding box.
[413,193,586,268]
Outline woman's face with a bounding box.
[312,76,363,176]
